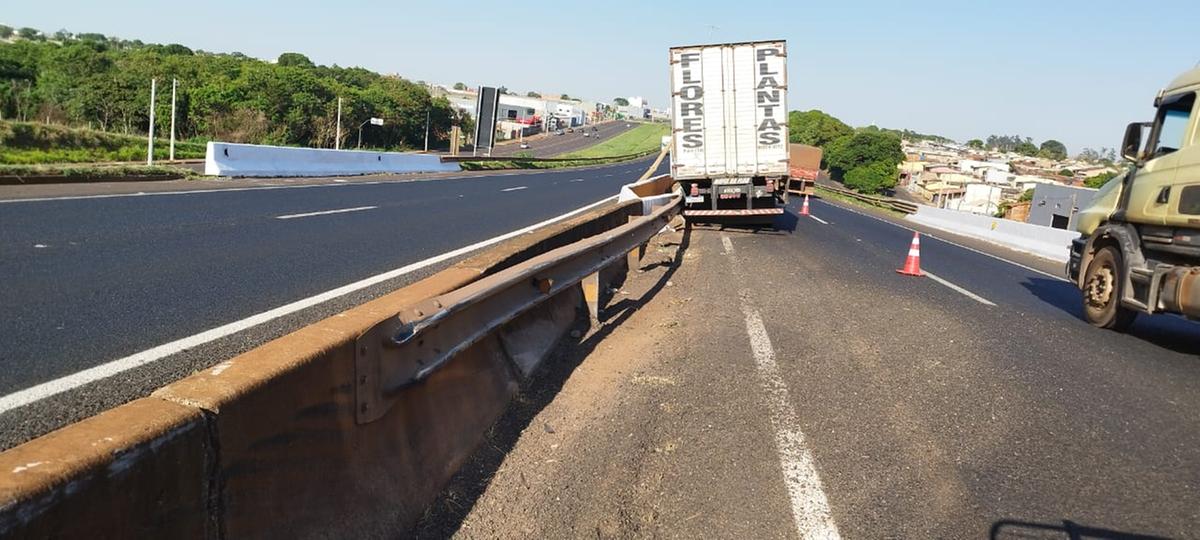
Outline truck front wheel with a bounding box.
[1082,246,1137,331]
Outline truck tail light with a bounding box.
[690,184,699,197]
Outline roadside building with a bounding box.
[1028,183,1099,229]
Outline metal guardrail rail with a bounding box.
[354,190,682,423]
[818,184,921,214]
[439,149,659,163]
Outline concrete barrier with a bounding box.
[204,142,462,177]
[0,198,643,538]
[906,205,1079,262]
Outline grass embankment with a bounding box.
[558,122,670,159]
[458,156,651,171]
[0,163,197,182]
[0,121,207,164]
[814,184,904,217]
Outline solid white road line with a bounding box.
[570,178,585,183]
[0,194,619,415]
[809,215,829,225]
[812,198,1069,282]
[723,235,842,539]
[501,186,528,192]
[275,205,377,220]
[923,271,997,306]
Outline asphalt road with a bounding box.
[489,121,639,158]
[0,156,667,449]
[419,197,1200,538]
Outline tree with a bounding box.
[560,93,571,100]
[453,82,466,91]
[497,86,509,95]
[17,28,41,40]
[1058,168,1075,177]
[967,139,984,149]
[613,97,629,106]
[787,109,852,149]
[0,25,13,39]
[842,160,898,194]
[1085,171,1118,188]
[825,130,905,180]
[277,52,314,68]
[1039,139,1067,160]
[1014,140,1039,156]
[53,29,73,42]
[526,91,541,98]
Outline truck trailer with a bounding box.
[668,40,790,224]
[1068,66,1200,330]
[787,144,822,197]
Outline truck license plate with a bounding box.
[685,196,704,204]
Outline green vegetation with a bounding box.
[858,125,952,144]
[787,110,852,149]
[613,97,629,106]
[459,156,643,171]
[0,26,466,157]
[1085,170,1119,189]
[1058,168,1075,177]
[0,163,196,178]
[0,120,205,163]
[967,139,984,149]
[784,109,904,194]
[558,123,669,159]
[1040,140,1068,160]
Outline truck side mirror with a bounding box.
[1122,122,1150,163]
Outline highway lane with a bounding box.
[0,156,667,448]
[733,198,1200,536]
[489,121,638,157]
[429,197,1200,537]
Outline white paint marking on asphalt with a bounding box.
[33,244,47,249]
[571,178,585,183]
[809,215,829,225]
[501,186,528,192]
[923,271,997,306]
[274,205,377,220]
[0,194,620,415]
[813,198,1068,282]
[723,235,842,540]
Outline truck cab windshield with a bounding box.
[1151,93,1195,158]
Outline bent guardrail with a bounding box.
[356,191,681,423]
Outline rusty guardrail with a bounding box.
[818,184,921,214]
[356,190,682,423]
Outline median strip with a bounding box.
[275,206,378,220]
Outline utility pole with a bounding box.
[169,78,177,161]
[146,78,157,165]
[335,97,343,150]
[424,109,431,152]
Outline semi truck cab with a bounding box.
[1068,67,1200,329]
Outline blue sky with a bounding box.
[6,0,1197,153]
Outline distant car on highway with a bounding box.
[519,142,530,149]
[567,127,574,133]
[555,130,564,136]
[583,132,590,137]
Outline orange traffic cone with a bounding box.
[896,232,924,276]
[800,195,811,216]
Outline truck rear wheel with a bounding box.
[1082,246,1137,331]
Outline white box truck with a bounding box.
[669,40,789,223]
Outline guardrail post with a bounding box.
[626,215,646,272]
[582,271,602,320]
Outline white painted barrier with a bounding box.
[905,205,1079,262]
[619,174,676,215]
[204,142,461,177]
